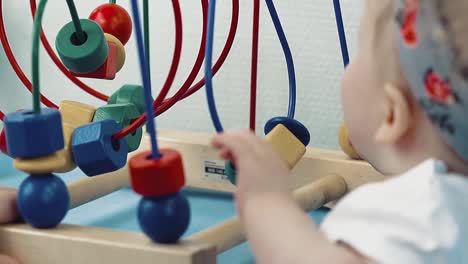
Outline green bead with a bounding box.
[108,84,145,114]
[225,161,237,185]
[93,104,142,152]
[56,19,108,73]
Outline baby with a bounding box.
[212,0,468,263]
[0,187,18,264]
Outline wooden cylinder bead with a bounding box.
[108,84,145,115]
[93,103,142,152]
[4,109,64,159]
[14,152,68,175]
[71,120,128,176]
[338,122,361,160]
[55,19,108,73]
[265,124,306,169]
[104,33,126,72]
[129,149,186,197]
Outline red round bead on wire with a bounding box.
[89,3,133,45]
[0,128,8,156]
[129,149,186,197]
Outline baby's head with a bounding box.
[341,0,468,175]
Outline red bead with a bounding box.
[89,3,132,45]
[0,128,8,156]
[72,41,117,80]
[129,149,186,197]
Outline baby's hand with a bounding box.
[0,188,20,264]
[211,130,294,215]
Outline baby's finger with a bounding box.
[0,255,20,264]
[0,189,18,224]
[211,132,254,158]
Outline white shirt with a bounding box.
[320,160,468,264]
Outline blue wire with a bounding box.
[265,0,296,119]
[333,0,349,67]
[205,0,224,133]
[130,0,160,159]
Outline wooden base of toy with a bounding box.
[0,130,383,264]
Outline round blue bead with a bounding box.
[4,108,64,158]
[17,174,69,228]
[264,117,311,146]
[138,192,191,243]
[225,161,237,185]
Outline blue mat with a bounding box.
[0,153,328,263]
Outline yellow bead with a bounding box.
[14,152,68,174]
[104,33,126,72]
[265,124,306,168]
[338,122,361,160]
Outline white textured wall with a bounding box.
[0,0,363,149]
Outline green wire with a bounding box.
[65,0,85,44]
[143,0,150,74]
[32,0,48,113]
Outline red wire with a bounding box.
[250,0,260,131]
[113,0,184,140]
[115,0,240,138]
[0,110,4,121]
[0,0,58,109]
[30,0,109,101]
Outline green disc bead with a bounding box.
[56,19,108,73]
[225,161,237,185]
[93,103,142,152]
[108,84,145,115]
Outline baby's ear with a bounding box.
[375,83,412,144]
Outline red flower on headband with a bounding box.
[424,70,455,104]
[401,0,419,47]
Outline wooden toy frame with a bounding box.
[0,130,383,264]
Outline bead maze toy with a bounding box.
[0,0,379,263]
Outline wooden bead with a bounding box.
[93,103,142,152]
[71,120,128,176]
[265,117,310,146]
[57,101,97,173]
[104,33,126,72]
[338,122,361,160]
[72,41,117,80]
[108,84,145,114]
[59,100,96,127]
[265,124,306,169]
[129,149,185,197]
[4,109,64,159]
[55,19,108,73]
[0,128,8,156]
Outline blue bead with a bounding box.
[264,117,311,146]
[138,192,191,243]
[225,161,237,185]
[17,174,69,228]
[4,109,64,158]
[71,120,128,176]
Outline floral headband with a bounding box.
[395,0,468,160]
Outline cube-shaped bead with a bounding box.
[265,124,306,169]
[72,41,117,80]
[71,120,128,176]
[0,128,7,156]
[129,149,185,197]
[56,19,108,73]
[93,103,142,152]
[104,33,126,72]
[4,109,64,158]
[108,84,145,114]
[338,122,361,160]
[264,117,310,146]
[57,101,97,173]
